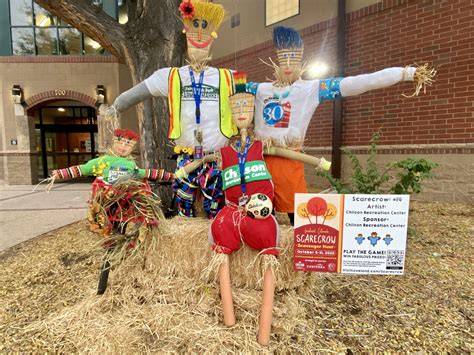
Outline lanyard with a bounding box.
[236,136,251,195]
[189,67,205,125]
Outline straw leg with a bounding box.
[97,259,111,295]
[219,260,235,327]
[258,266,275,346]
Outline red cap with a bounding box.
[114,128,140,141]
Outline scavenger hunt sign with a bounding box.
[294,194,410,275]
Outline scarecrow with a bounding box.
[176,72,331,346]
[248,26,436,224]
[51,128,174,293]
[106,0,235,219]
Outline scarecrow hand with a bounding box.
[50,170,61,180]
[101,104,119,120]
[175,168,188,181]
[318,157,332,171]
[402,63,437,98]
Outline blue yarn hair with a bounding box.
[272,26,303,50]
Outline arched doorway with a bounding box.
[28,100,98,179]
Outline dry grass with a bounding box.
[0,201,472,353]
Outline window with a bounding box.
[265,0,300,27]
[8,0,129,55]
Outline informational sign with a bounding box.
[294,194,410,275]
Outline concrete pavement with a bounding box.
[0,182,91,251]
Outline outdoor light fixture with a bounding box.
[11,85,23,104]
[58,108,66,112]
[95,85,106,105]
[308,61,330,79]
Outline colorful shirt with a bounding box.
[56,155,172,184]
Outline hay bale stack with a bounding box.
[141,216,310,291]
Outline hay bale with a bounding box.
[141,216,310,291]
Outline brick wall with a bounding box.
[212,0,474,148]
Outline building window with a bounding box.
[265,0,300,27]
[8,0,130,55]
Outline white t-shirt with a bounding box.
[251,67,415,147]
[252,79,321,147]
[144,65,229,152]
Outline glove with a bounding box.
[175,168,188,181]
[318,157,332,171]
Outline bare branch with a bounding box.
[33,0,125,59]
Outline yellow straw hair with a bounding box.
[184,0,225,30]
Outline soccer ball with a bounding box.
[245,193,273,220]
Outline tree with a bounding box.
[34,0,187,206]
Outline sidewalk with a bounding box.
[0,182,91,251]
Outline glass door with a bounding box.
[35,105,98,178]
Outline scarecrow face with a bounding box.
[230,93,255,130]
[112,136,137,157]
[276,48,303,83]
[185,17,215,63]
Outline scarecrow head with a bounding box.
[273,26,304,84]
[179,0,225,65]
[229,71,255,131]
[112,129,139,157]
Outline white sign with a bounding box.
[341,195,409,275]
[294,194,410,275]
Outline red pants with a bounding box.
[209,205,280,256]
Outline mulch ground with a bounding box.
[0,201,472,353]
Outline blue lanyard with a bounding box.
[236,136,251,195]
[189,67,205,125]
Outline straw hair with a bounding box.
[183,0,225,30]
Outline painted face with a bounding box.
[185,17,215,63]
[276,48,304,84]
[230,93,255,130]
[112,136,137,157]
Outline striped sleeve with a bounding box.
[138,168,174,182]
[56,165,83,180]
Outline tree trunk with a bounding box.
[34,0,187,209]
[122,0,186,208]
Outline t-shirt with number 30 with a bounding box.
[247,67,416,147]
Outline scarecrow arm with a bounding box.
[264,147,331,171]
[137,168,175,182]
[110,67,172,113]
[52,158,100,180]
[175,154,217,180]
[111,82,153,113]
[318,65,436,101]
[339,66,417,97]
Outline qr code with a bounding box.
[386,250,405,270]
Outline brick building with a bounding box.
[212,0,473,202]
[0,0,135,183]
[1,0,473,202]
